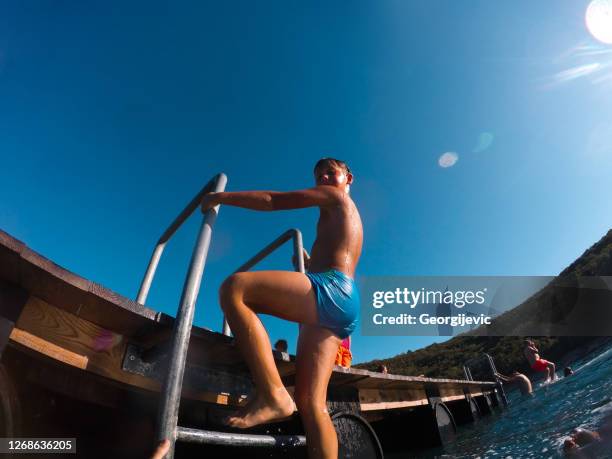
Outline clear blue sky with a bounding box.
[1,1,611,363]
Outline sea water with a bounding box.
[411,343,612,458]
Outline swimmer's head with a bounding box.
[314,158,353,191]
[563,438,578,453]
[564,367,574,377]
[571,428,600,446]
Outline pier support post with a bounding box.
[0,363,21,437]
[446,392,480,426]
[474,393,494,415]
[0,280,28,358]
[424,384,457,444]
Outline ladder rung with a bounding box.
[176,426,307,448]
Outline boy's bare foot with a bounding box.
[225,390,295,429]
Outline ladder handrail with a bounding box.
[463,353,509,407]
[221,228,305,335]
[152,173,227,459]
[485,353,509,407]
[136,173,228,305]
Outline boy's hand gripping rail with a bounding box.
[136,173,227,305]
[221,228,305,336]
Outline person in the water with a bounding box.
[563,427,602,456]
[564,366,574,377]
[494,371,533,395]
[523,339,556,382]
[201,158,362,459]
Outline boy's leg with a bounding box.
[294,325,341,459]
[219,271,320,428]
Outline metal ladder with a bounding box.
[135,173,308,458]
[463,353,509,408]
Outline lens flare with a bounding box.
[473,132,494,153]
[438,152,458,168]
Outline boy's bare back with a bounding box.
[309,189,362,277]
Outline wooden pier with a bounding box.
[0,228,502,458]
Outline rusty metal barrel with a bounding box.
[332,411,383,459]
[434,402,456,444]
[446,396,481,425]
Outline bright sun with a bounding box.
[586,0,612,44]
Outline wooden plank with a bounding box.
[359,388,428,411]
[440,394,470,403]
[438,383,469,399]
[10,328,88,369]
[0,229,279,369]
[0,230,26,254]
[9,296,244,407]
[0,230,159,337]
[465,386,487,397]
[360,400,426,411]
[333,366,495,388]
[360,391,479,411]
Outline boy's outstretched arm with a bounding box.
[201,186,342,212]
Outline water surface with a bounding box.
[410,343,612,458]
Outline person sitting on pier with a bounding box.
[494,371,532,395]
[274,339,288,353]
[335,336,352,368]
[523,339,556,382]
[201,158,362,459]
[376,364,388,374]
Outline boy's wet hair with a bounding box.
[314,158,352,175]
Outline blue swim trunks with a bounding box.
[305,269,360,339]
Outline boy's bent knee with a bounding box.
[219,273,246,305]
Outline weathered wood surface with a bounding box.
[0,230,159,336]
[0,279,29,356]
[0,363,21,437]
[1,229,496,413]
